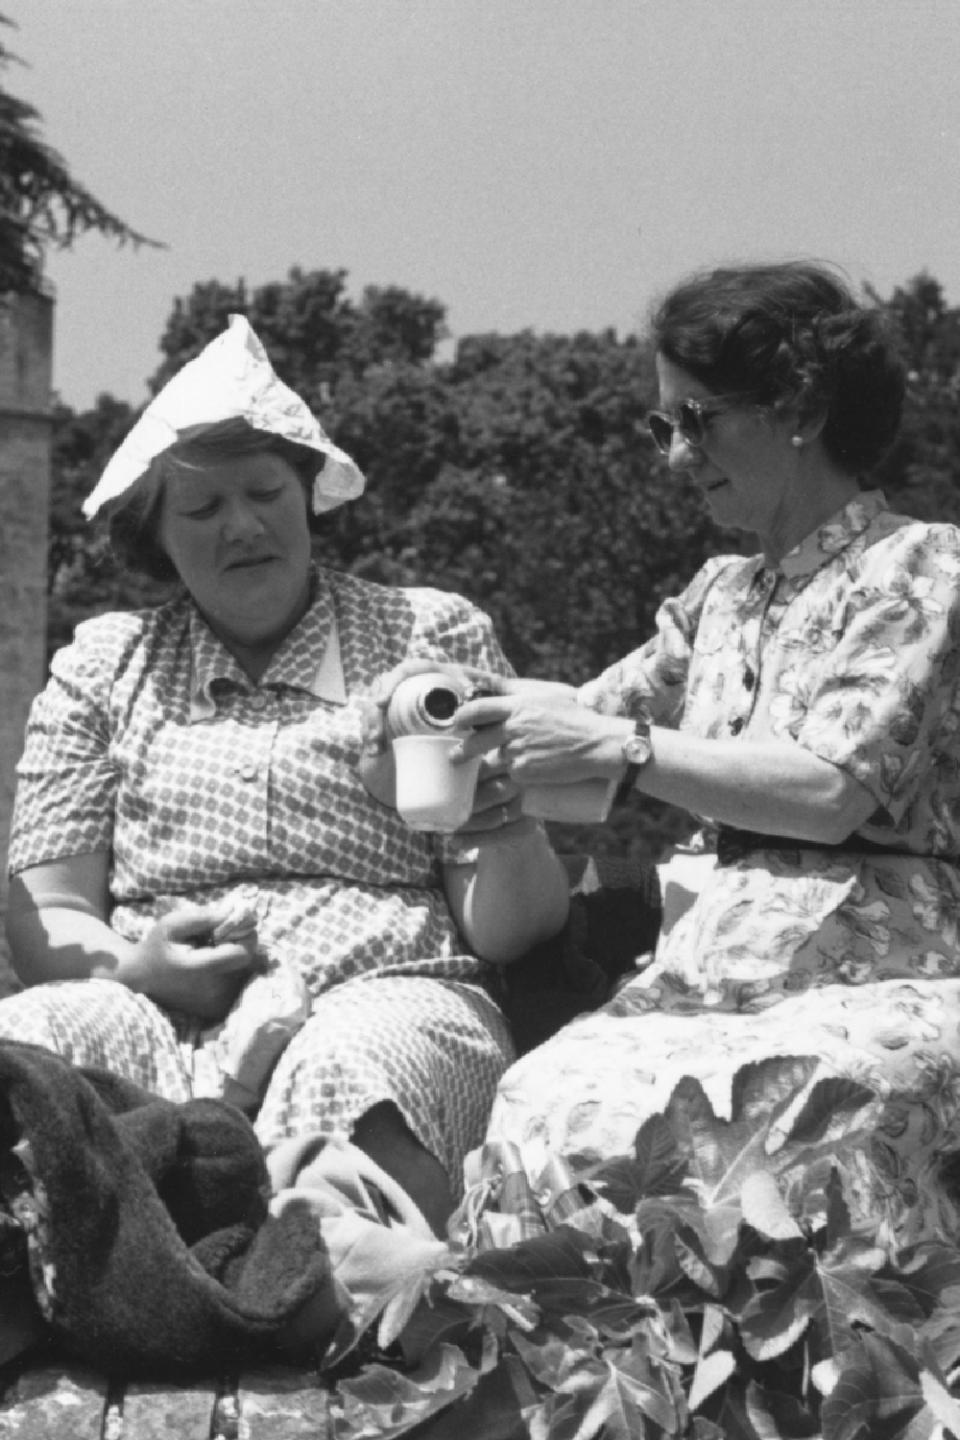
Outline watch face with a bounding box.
[624,729,652,766]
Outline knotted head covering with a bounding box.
[83,314,365,519]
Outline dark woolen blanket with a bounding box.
[0,1041,332,1377]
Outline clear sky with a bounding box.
[10,0,960,410]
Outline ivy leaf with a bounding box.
[729,1054,822,1129]
[511,1324,594,1390]
[687,1348,737,1412]
[610,1341,684,1433]
[887,1244,960,1319]
[408,1354,539,1440]
[744,1380,821,1438]
[690,1421,728,1440]
[869,1247,960,1377]
[639,1186,742,1271]
[631,1197,700,1299]
[378,1259,457,1353]
[919,1366,960,1436]
[708,1377,778,1440]
[588,1112,688,1210]
[661,1063,866,1228]
[699,1301,729,1356]
[331,1342,480,1439]
[466,1225,595,1290]
[917,1292,960,1374]
[675,1228,727,1297]
[633,1110,690,1190]
[819,1330,960,1440]
[526,1276,660,1337]
[663,1073,775,1204]
[542,1350,679,1440]
[739,1248,817,1362]
[661,1297,700,1366]
[464,1226,661,1348]
[394,1288,475,1367]
[739,1237,895,1363]
[777,1075,877,1152]
[739,1171,804,1242]
[447,1273,541,1332]
[824,1160,854,1247]
[527,1387,597,1440]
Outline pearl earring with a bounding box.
[791,435,804,449]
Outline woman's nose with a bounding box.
[222,499,265,541]
[667,429,699,472]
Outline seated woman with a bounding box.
[453,260,960,1245]
[1,315,570,1235]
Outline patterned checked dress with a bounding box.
[3,566,515,1191]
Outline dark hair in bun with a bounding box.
[651,260,907,474]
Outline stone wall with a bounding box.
[0,290,54,993]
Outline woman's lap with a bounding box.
[485,977,960,1244]
[255,974,514,1192]
[0,978,192,1100]
[0,973,514,1196]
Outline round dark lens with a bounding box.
[647,413,672,453]
[677,402,704,445]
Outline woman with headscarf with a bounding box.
[1,316,569,1233]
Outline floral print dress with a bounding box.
[486,492,960,1243]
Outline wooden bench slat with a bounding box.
[121,1377,221,1440]
[236,1366,332,1439]
[0,1363,108,1439]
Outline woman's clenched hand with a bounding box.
[121,904,262,1022]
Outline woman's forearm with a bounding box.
[6,900,134,988]
[636,727,877,842]
[444,820,570,964]
[458,694,877,844]
[561,713,876,840]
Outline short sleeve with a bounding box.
[578,556,733,724]
[402,591,520,866]
[7,617,125,874]
[403,587,514,682]
[793,523,960,822]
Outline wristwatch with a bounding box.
[615,718,653,804]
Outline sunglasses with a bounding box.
[645,395,748,456]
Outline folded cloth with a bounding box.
[192,961,312,1113]
[266,1135,454,1365]
[0,1041,333,1377]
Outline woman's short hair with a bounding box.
[104,420,322,580]
[650,260,907,474]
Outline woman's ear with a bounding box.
[785,373,829,446]
[793,402,829,445]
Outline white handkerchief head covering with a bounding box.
[82,314,366,519]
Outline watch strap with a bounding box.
[614,717,652,806]
[614,762,641,807]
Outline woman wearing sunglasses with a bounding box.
[453,259,960,1245]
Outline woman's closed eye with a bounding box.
[178,500,219,520]
[178,487,284,520]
